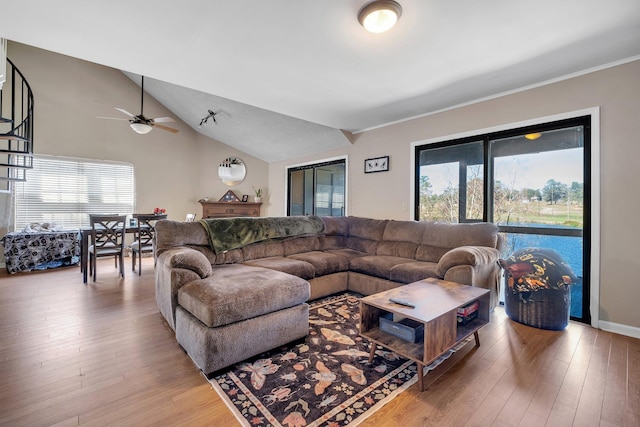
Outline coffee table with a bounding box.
[359,278,490,391]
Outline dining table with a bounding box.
[79,224,148,283]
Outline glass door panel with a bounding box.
[287,160,345,217]
[416,141,483,222]
[490,125,586,319]
[415,117,590,323]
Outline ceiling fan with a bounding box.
[98,76,178,134]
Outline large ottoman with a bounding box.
[175,264,310,376]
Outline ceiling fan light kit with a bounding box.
[358,0,402,33]
[130,122,153,134]
[99,75,178,135]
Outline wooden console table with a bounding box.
[200,201,262,218]
[359,278,490,391]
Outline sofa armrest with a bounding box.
[436,245,499,277]
[159,247,213,278]
[155,247,213,331]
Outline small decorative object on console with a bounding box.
[457,300,479,325]
[153,207,166,215]
[219,190,240,202]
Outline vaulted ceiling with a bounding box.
[2,0,640,162]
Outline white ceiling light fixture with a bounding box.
[358,0,402,33]
[130,122,153,134]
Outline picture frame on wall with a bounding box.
[364,156,389,173]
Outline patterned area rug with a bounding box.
[210,293,471,427]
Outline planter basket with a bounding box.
[500,247,577,331]
[504,285,570,330]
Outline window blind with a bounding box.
[14,155,135,231]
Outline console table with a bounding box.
[200,201,261,218]
[359,278,490,391]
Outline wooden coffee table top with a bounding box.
[361,277,490,324]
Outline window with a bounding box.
[415,116,590,324]
[287,158,346,217]
[14,155,135,230]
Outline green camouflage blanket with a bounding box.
[199,215,325,253]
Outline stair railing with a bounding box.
[0,56,34,191]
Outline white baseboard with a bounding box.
[598,320,640,340]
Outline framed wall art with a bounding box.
[364,156,389,173]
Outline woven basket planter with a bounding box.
[505,286,570,330]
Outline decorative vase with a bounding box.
[254,197,261,203]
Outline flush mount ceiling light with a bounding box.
[525,133,542,140]
[358,0,402,33]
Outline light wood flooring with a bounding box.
[0,259,638,426]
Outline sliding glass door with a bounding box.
[415,116,590,323]
[287,159,346,217]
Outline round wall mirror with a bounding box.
[218,157,246,186]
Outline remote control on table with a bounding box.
[389,298,415,308]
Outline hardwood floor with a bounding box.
[1,260,638,426]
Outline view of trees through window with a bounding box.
[419,149,584,230]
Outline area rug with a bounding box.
[209,293,471,427]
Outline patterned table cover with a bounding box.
[1,230,80,274]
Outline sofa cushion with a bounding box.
[186,245,244,265]
[319,235,347,251]
[155,220,210,257]
[390,261,440,284]
[382,220,426,244]
[244,256,315,280]
[415,244,450,263]
[348,217,387,240]
[283,236,321,256]
[346,236,379,254]
[377,241,419,259]
[288,251,349,276]
[242,240,285,261]
[178,264,309,328]
[416,221,499,263]
[349,255,414,280]
[321,216,349,236]
[325,248,368,262]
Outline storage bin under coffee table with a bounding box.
[359,278,490,391]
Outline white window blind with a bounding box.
[14,155,135,231]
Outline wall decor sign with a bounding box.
[364,156,389,173]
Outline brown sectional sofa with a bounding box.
[154,216,503,375]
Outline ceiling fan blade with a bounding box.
[97,116,129,121]
[114,107,136,118]
[152,117,175,123]
[154,123,179,133]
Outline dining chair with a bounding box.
[88,214,127,281]
[131,213,167,275]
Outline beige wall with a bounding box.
[268,60,640,330]
[0,42,268,252]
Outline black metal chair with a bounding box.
[88,214,126,281]
[131,213,167,275]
